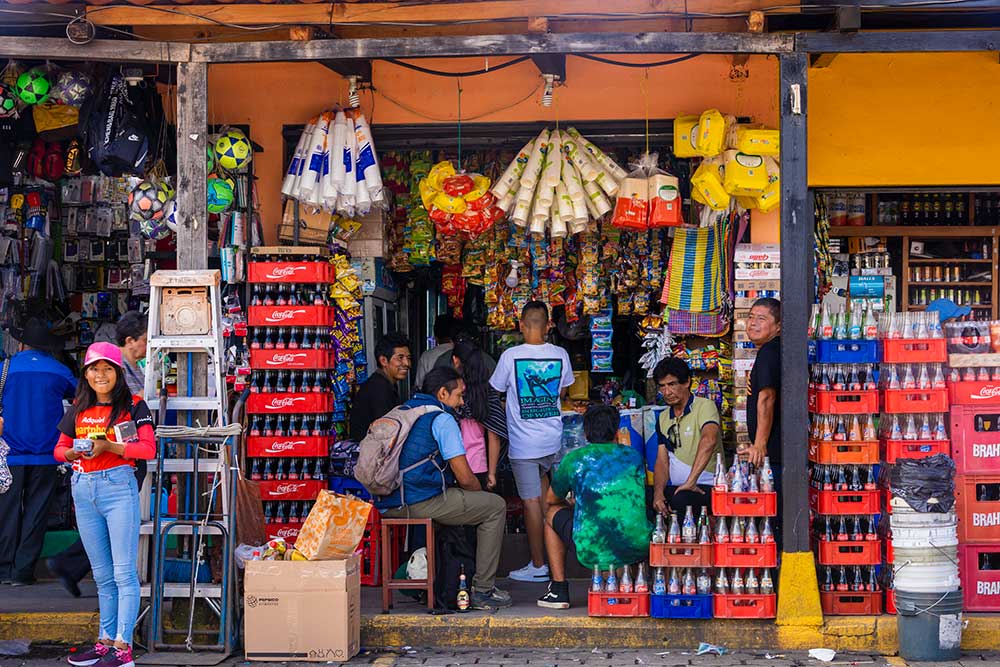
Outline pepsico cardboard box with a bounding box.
[244,555,360,662]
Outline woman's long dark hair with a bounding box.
[74,360,134,430]
[452,339,489,424]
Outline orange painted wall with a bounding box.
[206,54,781,243]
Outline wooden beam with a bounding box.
[86,0,799,27]
[778,50,811,555]
[0,36,190,63]
[809,52,837,68]
[175,61,208,271]
[797,29,1000,53]
[192,31,794,63]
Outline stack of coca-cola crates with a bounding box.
[878,316,952,613]
[246,247,334,545]
[710,462,778,618]
[807,335,883,615]
[947,324,1000,611]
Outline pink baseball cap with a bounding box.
[84,341,123,368]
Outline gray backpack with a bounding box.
[354,404,442,497]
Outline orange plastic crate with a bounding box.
[813,390,880,415]
[649,543,713,568]
[881,338,947,364]
[882,388,949,414]
[713,593,776,619]
[712,490,778,517]
[587,591,651,617]
[816,539,882,566]
[820,591,883,615]
[880,438,950,463]
[809,439,879,465]
[713,542,778,569]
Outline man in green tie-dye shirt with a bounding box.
[537,403,651,610]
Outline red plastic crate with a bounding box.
[248,261,333,284]
[880,438,950,463]
[712,490,778,517]
[257,479,325,501]
[809,488,881,515]
[649,543,713,568]
[951,406,1000,475]
[813,390,880,415]
[809,439,880,465]
[820,591,883,616]
[250,348,332,370]
[247,436,331,458]
[882,388,949,414]
[249,305,333,327]
[949,381,1000,407]
[247,392,333,414]
[882,489,894,516]
[265,521,302,544]
[955,475,1000,543]
[885,589,896,615]
[587,591,650,617]
[816,539,882,566]
[713,593,776,619]
[959,544,1000,611]
[360,509,382,586]
[881,338,948,364]
[713,542,777,569]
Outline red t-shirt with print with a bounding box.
[54,396,156,473]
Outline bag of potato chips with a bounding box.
[295,490,372,561]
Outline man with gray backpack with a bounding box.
[356,367,511,610]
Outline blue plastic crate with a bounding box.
[814,340,881,365]
[329,475,372,500]
[650,594,713,619]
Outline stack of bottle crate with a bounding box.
[710,457,778,618]
[649,506,715,619]
[587,564,651,618]
[878,312,952,612]
[246,247,333,544]
[946,327,1000,611]
[807,321,883,616]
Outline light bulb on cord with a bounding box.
[505,260,520,288]
[347,76,361,108]
[541,74,556,107]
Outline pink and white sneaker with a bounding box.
[67,643,110,667]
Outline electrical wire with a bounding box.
[575,53,702,68]
[381,55,530,77]
[377,82,542,122]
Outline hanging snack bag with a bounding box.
[753,156,781,213]
[673,115,700,158]
[646,152,683,227]
[723,150,768,196]
[690,157,730,211]
[611,153,656,230]
[731,124,780,156]
[696,109,728,157]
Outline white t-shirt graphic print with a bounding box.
[490,343,575,460]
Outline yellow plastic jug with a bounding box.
[690,158,731,211]
[723,150,768,196]
[673,115,700,158]
[696,109,727,157]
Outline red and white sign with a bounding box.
[949,381,1000,407]
[265,522,302,544]
[247,436,330,457]
[250,349,330,369]
[247,392,332,414]
[258,480,324,500]
[249,261,332,284]
[248,305,332,327]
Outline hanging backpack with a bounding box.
[80,75,150,176]
[354,404,442,497]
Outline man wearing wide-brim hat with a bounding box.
[0,317,76,586]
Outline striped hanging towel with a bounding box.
[663,220,728,312]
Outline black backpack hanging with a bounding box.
[80,74,150,176]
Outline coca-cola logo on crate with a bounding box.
[266,353,308,365]
[266,266,306,279]
[275,527,300,539]
[265,397,305,410]
[971,385,1000,399]
[265,441,306,453]
[265,309,307,323]
[269,482,308,496]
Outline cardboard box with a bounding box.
[245,556,361,662]
[733,279,781,292]
[735,347,758,360]
[734,268,781,280]
[734,358,756,372]
[734,244,781,263]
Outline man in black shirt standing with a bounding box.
[349,332,411,442]
[743,298,782,472]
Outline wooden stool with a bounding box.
[381,517,435,613]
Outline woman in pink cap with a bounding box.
[53,342,155,667]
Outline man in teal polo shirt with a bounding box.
[651,357,723,516]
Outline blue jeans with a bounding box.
[72,465,141,644]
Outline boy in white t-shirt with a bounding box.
[489,301,575,583]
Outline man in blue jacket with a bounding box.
[377,367,510,610]
[0,319,76,586]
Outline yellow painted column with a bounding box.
[776,550,824,627]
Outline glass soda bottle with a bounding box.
[681,506,697,544]
[635,563,649,593]
[653,567,666,595]
[651,514,666,544]
[592,565,604,592]
[457,565,470,611]
[667,512,682,544]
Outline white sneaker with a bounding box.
[507,562,550,582]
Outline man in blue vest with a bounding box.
[377,367,511,610]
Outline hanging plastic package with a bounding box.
[568,127,626,195]
[492,138,533,200]
[337,115,357,217]
[318,113,341,210]
[641,152,683,228]
[754,156,781,213]
[520,129,548,190]
[299,112,330,203]
[690,157,730,211]
[695,109,728,157]
[723,150,768,196]
[731,124,780,156]
[282,115,315,197]
[330,111,348,197]
[673,115,701,158]
[354,113,384,205]
[611,154,650,230]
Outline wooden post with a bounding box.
[776,51,822,626]
[176,61,208,271]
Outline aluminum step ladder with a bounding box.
[137,270,236,655]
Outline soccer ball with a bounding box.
[163,198,178,233]
[138,214,171,241]
[52,71,92,107]
[0,84,17,118]
[206,146,216,173]
[128,180,168,222]
[15,68,50,105]
[207,177,234,214]
[159,181,175,200]
[214,129,252,172]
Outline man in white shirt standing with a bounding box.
[490,301,575,583]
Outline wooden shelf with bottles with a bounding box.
[901,232,999,321]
